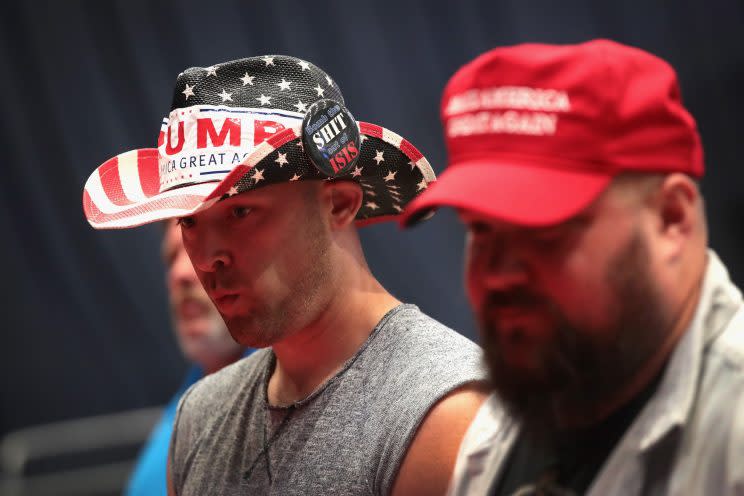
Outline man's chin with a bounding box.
[488,354,613,434]
[225,317,278,348]
[177,319,216,339]
[485,343,578,431]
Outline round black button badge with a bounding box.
[301,99,361,177]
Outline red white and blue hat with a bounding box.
[83,55,435,229]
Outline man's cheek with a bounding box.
[464,254,482,305]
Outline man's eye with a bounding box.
[529,229,566,249]
[177,217,195,228]
[232,206,251,218]
[468,222,490,236]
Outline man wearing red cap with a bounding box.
[403,39,744,495]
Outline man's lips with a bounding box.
[485,305,537,320]
[210,291,241,313]
[482,305,550,333]
[177,298,210,319]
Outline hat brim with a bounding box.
[400,158,613,228]
[83,122,435,230]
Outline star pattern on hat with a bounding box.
[373,150,385,165]
[182,84,195,100]
[173,56,344,116]
[166,55,427,224]
[275,152,289,167]
[228,135,427,222]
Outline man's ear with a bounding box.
[323,180,363,229]
[652,173,700,259]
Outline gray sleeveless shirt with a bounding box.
[169,304,484,495]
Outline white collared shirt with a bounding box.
[448,251,744,495]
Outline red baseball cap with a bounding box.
[401,39,704,227]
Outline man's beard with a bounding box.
[480,229,669,434]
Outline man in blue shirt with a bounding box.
[126,220,251,496]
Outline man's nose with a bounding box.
[475,237,530,292]
[185,229,233,273]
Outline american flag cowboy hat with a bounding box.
[82,55,436,229]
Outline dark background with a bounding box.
[2,0,742,437]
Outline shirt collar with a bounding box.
[462,251,743,459]
[633,250,742,451]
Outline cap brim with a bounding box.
[400,158,613,227]
[84,122,437,230]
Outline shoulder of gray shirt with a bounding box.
[171,304,485,442]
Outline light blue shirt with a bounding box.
[126,349,254,496]
[448,251,744,495]
[125,365,204,496]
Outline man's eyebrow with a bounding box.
[563,213,592,229]
[528,211,593,236]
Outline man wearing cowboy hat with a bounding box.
[402,39,744,495]
[83,55,486,495]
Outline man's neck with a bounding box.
[202,349,244,376]
[267,283,400,407]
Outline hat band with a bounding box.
[156,105,303,192]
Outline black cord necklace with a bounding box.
[242,405,296,484]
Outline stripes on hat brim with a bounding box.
[359,122,435,183]
[83,122,435,229]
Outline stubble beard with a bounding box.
[230,210,334,348]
